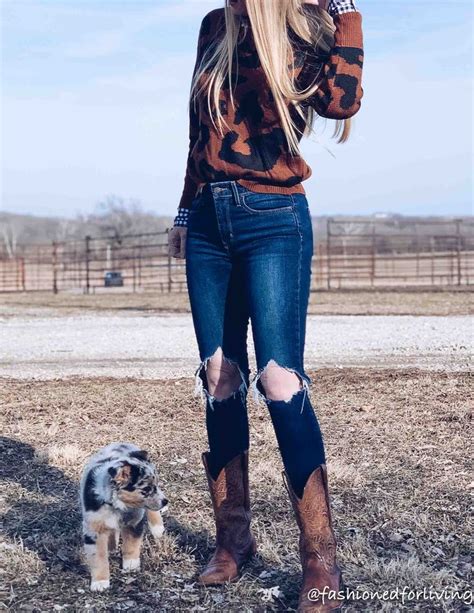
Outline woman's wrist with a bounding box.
[173,208,190,228]
[327,0,358,17]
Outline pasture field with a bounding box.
[1,369,471,612]
[0,289,472,318]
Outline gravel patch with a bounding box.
[0,315,470,379]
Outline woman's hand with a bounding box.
[168,226,187,259]
[304,0,329,8]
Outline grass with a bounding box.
[0,369,471,611]
[0,289,472,317]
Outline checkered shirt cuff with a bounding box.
[173,208,190,227]
[327,0,358,17]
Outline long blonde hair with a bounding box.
[191,0,351,155]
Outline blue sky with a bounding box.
[1,0,473,218]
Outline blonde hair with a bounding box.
[191,0,351,155]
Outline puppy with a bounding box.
[80,443,168,591]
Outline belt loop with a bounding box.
[230,181,240,206]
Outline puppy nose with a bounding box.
[162,498,169,507]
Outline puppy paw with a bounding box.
[149,523,165,539]
[122,558,140,571]
[90,579,110,592]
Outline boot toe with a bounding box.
[198,561,239,585]
[198,569,238,586]
[297,566,343,612]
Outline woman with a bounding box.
[168,1,364,610]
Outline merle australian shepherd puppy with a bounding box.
[80,443,168,591]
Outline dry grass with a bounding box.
[0,370,472,611]
[0,289,472,318]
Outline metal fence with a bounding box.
[323,218,473,289]
[0,219,473,293]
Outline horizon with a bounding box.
[2,208,473,223]
[1,0,473,219]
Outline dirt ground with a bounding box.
[0,289,472,318]
[1,369,472,612]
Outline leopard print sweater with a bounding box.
[176,5,364,218]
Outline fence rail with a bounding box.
[1,219,473,293]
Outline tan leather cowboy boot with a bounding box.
[199,451,257,585]
[284,465,343,612]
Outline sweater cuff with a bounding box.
[327,0,358,17]
[173,208,190,227]
[331,10,362,47]
[178,173,199,210]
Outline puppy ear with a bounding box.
[109,463,131,486]
[130,450,149,462]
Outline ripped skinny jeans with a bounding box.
[185,180,324,490]
[186,179,313,399]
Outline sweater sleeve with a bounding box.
[299,11,364,120]
[176,18,208,213]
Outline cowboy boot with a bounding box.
[284,465,343,612]
[198,450,257,585]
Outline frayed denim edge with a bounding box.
[193,351,248,411]
[249,360,311,414]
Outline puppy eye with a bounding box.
[142,486,152,496]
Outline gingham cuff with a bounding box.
[173,208,190,227]
[327,0,358,17]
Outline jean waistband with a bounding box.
[197,180,249,197]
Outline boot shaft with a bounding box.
[202,451,250,511]
[202,451,252,548]
[284,465,338,568]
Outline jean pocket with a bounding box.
[240,191,294,214]
[292,192,311,215]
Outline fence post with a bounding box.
[133,246,137,293]
[371,222,376,288]
[414,224,420,285]
[455,219,462,286]
[52,241,58,294]
[138,246,142,289]
[85,236,91,294]
[36,247,40,290]
[165,228,171,293]
[14,258,19,291]
[430,237,435,286]
[20,257,25,291]
[168,250,172,293]
[326,218,332,290]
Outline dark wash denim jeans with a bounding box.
[185,180,314,409]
